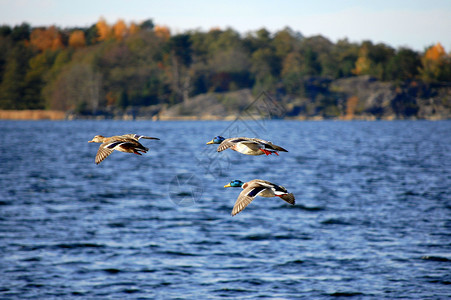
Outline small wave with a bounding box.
[159,250,200,256]
[122,288,140,294]
[103,268,121,274]
[327,291,364,297]
[320,218,352,226]
[107,222,127,228]
[55,242,106,249]
[213,287,255,294]
[240,233,296,241]
[295,204,326,211]
[421,255,450,262]
[277,259,305,267]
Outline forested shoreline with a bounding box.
[0,18,450,119]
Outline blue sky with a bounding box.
[1,0,451,51]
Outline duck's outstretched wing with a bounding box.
[217,137,259,152]
[122,134,160,141]
[95,140,139,164]
[252,138,288,152]
[231,185,268,216]
[95,142,118,164]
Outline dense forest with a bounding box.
[0,18,450,118]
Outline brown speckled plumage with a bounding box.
[88,134,159,164]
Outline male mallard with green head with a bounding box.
[207,136,288,156]
[224,179,295,216]
[88,134,159,164]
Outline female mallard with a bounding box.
[224,179,295,216]
[88,134,159,164]
[206,136,288,156]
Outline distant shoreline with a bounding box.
[0,110,66,120]
[0,110,448,121]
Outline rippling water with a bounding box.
[0,120,450,299]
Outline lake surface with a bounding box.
[0,120,450,299]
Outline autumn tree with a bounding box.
[154,25,170,41]
[419,43,449,82]
[332,39,359,78]
[352,41,395,80]
[113,19,128,40]
[353,43,372,76]
[96,17,112,41]
[29,26,64,51]
[68,30,86,48]
[129,22,140,35]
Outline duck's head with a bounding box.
[89,135,105,143]
[206,136,225,145]
[224,180,244,188]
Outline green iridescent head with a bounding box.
[224,180,244,188]
[207,136,226,145]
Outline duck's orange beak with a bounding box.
[224,183,232,188]
[206,140,214,145]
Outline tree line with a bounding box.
[0,18,450,113]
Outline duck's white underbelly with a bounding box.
[233,143,263,155]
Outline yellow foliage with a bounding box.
[129,22,140,35]
[113,19,128,40]
[424,43,446,61]
[154,25,171,40]
[68,30,86,48]
[352,45,371,75]
[96,17,112,41]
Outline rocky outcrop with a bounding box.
[156,76,451,120]
[330,75,451,120]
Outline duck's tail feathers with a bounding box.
[272,145,288,152]
[280,193,295,205]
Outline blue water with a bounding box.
[0,120,450,299]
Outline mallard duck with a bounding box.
[88,134,160,164]
[206,136,288,156]
[224,179,295,216]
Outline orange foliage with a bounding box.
[209,27,221,33]
[424,43,446,61]
[68,30,86,48]
[420,42,448,81]
[345,96,359,119]
[113,19,128,40]
[129,22,140,35]
[96,17,112,41]
[30,26,64,51]
[105,91,116,106]
[154,25,170,40]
